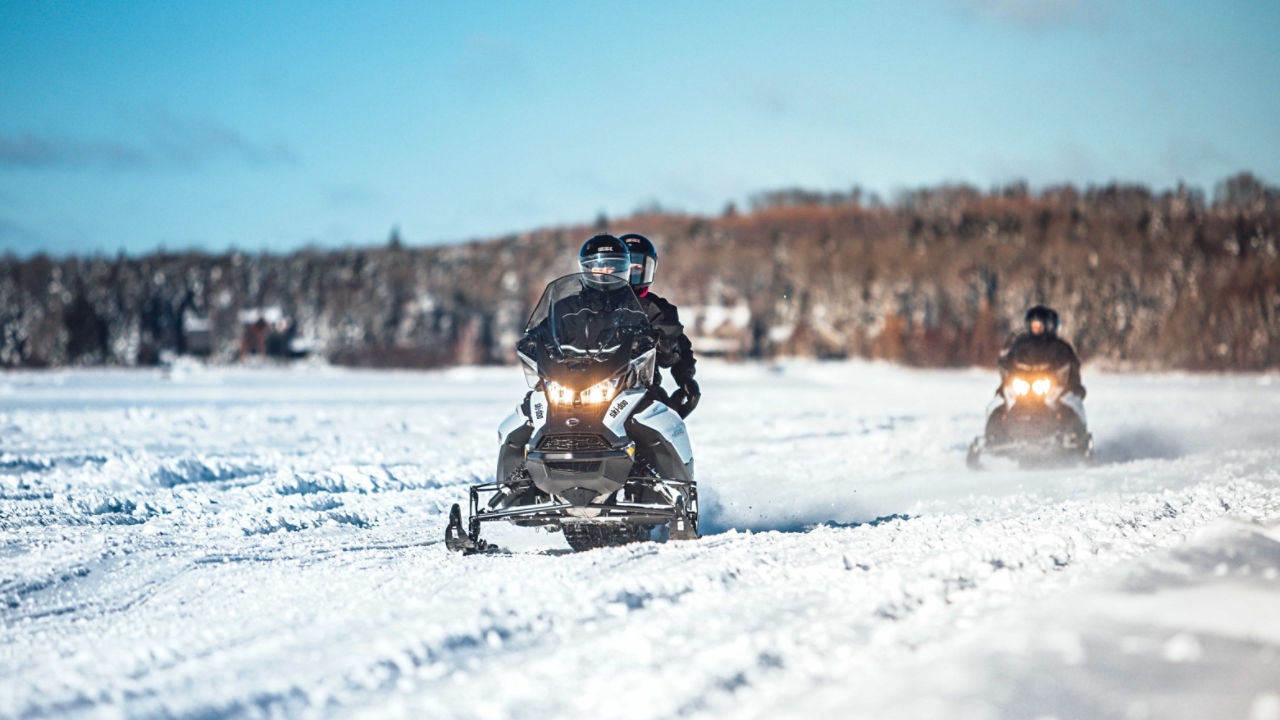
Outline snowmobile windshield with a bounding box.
[518,274,655,389]
[1004,361,1071,380]
[523,273,649,356]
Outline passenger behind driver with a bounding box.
[618,233,699,419]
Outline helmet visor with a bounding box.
[629,255,656,286]
[579,252,630,277]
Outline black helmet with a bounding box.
[1025,305,1060,335]
[578,233,630,278]
[619,233,658,290]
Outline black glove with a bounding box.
[670,378,700,418]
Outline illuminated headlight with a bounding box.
[1010,378,1030,396]
[546,381,575,405]
[579,378,618,404]
[545,379,617,405]
[1032,378,1052,395]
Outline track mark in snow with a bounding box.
[603,586,694,614]
[0,452,110,475]
[241,513,323,535]
[1095,427,1185,463]
[304,496,344,511]
[328,510,373,528]
[153,457,269,488]
[1,566,92,610]
[273,464,474,496]
[240,509,375,535]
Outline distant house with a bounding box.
[182,312,213,357]
[237,306,311,360]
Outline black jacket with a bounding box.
[998,332,1086,398]
[636,290,696,386]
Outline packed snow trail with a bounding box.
[2,362,1278,719]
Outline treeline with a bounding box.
[2,172,1278,371]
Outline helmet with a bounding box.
[1025,305,1060,335]
[578,234,630,279]
[619,233,658,290]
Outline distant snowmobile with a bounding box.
[446,273,698,553]
[967,361,1093,469]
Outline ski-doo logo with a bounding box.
[608,399,629,419]
[565,417,580,427]
[534,405,544,421]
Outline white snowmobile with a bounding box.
[967,361,1093,469]
[446,273,698,553]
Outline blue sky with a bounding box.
[2,0,1278,256]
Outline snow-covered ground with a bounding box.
[2,361,1279,720]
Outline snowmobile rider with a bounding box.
[516,233,698,420]
[997,305,1086,398]
[618,233,700,418]
[521,232,636,363]
[516,234,680,416]
[550,233,644,337]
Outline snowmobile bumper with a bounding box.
[472,476,696,527]
[969,393,1092,469]
[445,477,699,553]
[968,430,1093,469]
[524,448,634,504]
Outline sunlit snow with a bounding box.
[2,361,1278,719]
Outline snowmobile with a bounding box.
[967,361,1093,469]
[446,273,698,553]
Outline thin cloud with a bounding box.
[141,112,299,168]
[0,114,299,171]
[750,84,790,119]
[0,134,148,169]
[1161,138,1236,180]
[953,0,1112,32]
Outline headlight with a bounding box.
[544,378,617,405]
[579,378,618,404]
[1032,378,1052,395]
[546,381,575,405]
[1010,378,1030,396]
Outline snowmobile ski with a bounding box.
[444,503,487,554]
